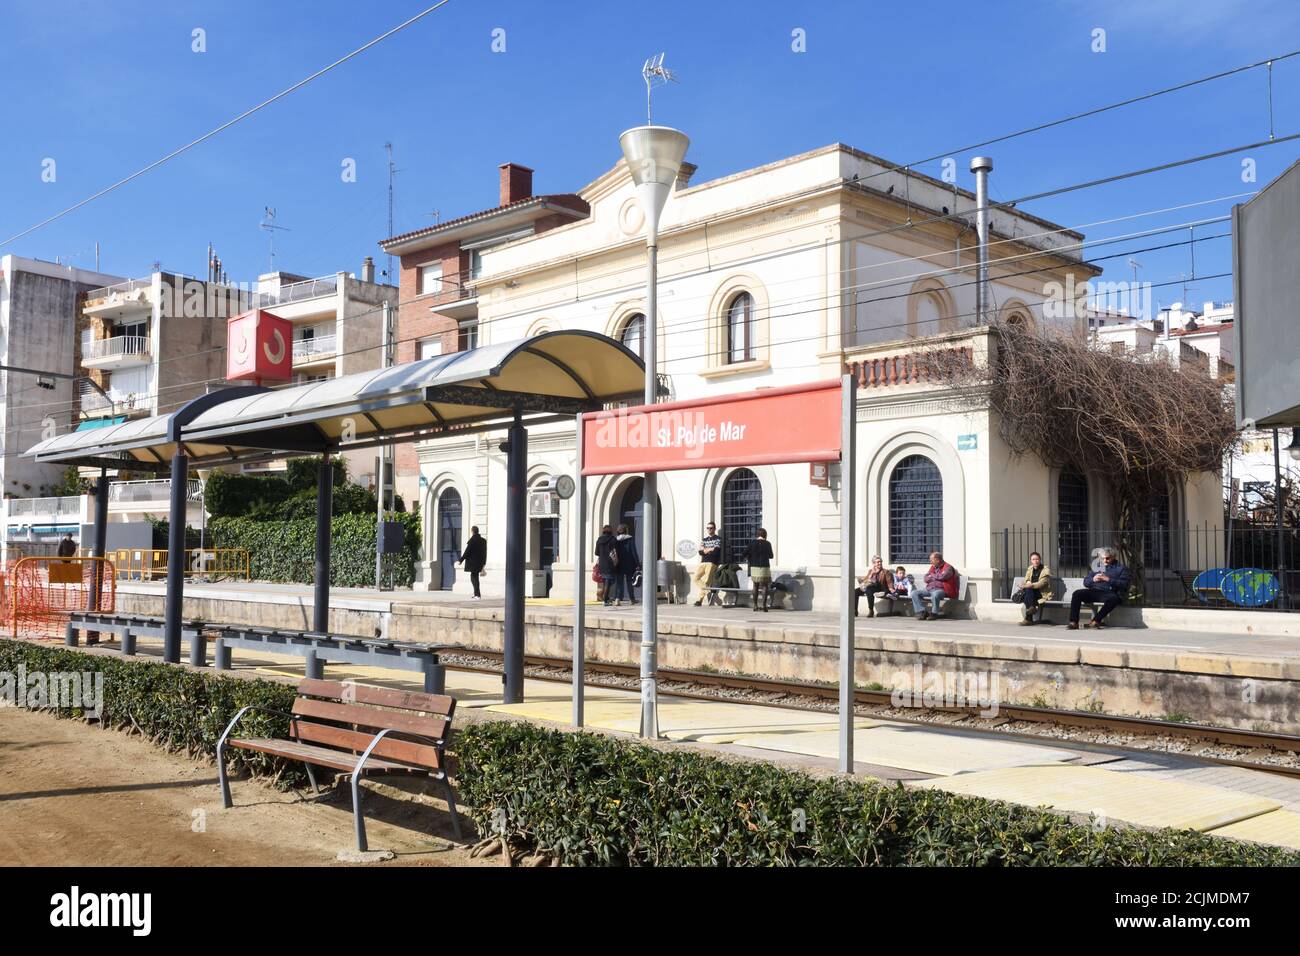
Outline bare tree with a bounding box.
[925,319,1238,585]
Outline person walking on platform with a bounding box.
[595,525,619,606]
[693,522,722,606]
[456,526,486,599]
[747,528,775,611]
[1067,548,1130,629]
[614,523,640,605]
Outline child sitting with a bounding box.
[892,566,914,596]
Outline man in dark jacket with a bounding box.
[1068,548,1130,629]
[614,524,640,605]
[594,525,619,606]
[457,526,486,599]
[57,533,77,558]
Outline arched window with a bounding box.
[1057,468,1090,571]
[721,468,763,563]
[889,455,942,563]
[725,292,754,364]
[619,313,645,357]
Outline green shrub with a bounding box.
[0,638,306,786]
[457,720,1299,867]
[208,511,420,587]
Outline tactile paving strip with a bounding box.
[915,764,1281,831]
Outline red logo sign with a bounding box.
[581,380,844,476]
[226,309,292,384]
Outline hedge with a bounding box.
[0,638,306,787]
[4,639,1295,866]
[456,719,1300,867]
[207,512,420,588]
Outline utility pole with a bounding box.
[384,143,396,284]
[970,157,993,325]
[375,300,395,588]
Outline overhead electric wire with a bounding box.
[0,1,455,249]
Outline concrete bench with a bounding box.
[878,575,971,617]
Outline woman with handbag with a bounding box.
[594,525,619,606]
[1017,551,1054,625]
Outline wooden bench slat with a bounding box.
[291,720,444,771]
[297,678,454,717]
[291,697,450,738]
[228,738,416,774]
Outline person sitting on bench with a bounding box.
[746,528,774,612]
[911,551,958,620]
[1067,548,1130,629]
[854,555,895,618]
[1017,551,1054,625]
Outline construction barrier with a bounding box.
[109,547,250,582]
[10,556,116,639]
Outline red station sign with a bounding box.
[581,380,844,476]
[226,309,293,384]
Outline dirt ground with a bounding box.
[0,706,488,867]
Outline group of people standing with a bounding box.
[593,524,642,606]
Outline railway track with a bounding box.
[450,648,1300,779]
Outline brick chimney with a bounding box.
[498,163,534,206]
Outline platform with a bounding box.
[112,580,1300,733]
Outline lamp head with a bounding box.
[619,125,689,240]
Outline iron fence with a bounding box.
[992,523,1300,612]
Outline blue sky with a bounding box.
[2,0,1299,311]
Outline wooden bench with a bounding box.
[216,678,461,852]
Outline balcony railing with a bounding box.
[109,479,203,504]
[293,333,336,361]
[5,495,83,518]
[84,335,150,363]
[264,276,338,306]
[85,278,152,301]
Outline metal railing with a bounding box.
[108,479,203,504]
[84,335,150,362]
[263,275,338,305]
[109,547,249,581]
[5,496,83,518]
[85,277,152,300]
[292,333,337,361]
[992,524,1300,611]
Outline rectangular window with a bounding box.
[458,321,478,352]
[419,337,443,360]
[469,249,483,279]
[420,262,443,296]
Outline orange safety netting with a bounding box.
[9,557,115,640]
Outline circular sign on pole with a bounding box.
[676,539,697,559]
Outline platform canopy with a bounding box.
[25,330,646,471]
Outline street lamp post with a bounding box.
[619,124,689,740]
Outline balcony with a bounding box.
[78,380,149,418]
[422,268,479,321]
[292,332,336,365]
[109,479,203,505]
[843,327,991,391]
[82,335,150,370]
[83,279,154,318]
[262,275,338,306]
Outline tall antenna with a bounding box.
[384,142,396,283]
[641,53,677,125]
[259,206,290,273]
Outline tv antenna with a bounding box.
[641,53,677,125]
[259,206,291,272]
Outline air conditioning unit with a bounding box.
[528,491,558,517]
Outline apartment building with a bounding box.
[379,163,589,506]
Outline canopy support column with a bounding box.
[314,453,333,634]
[838,372,858,774]
[87,467,110,644]
[503,418,527,704]
[572,413,586,727]
[163,452,188,664]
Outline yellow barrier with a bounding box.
[109,548,250,581]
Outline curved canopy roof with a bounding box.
[27,330,646,470]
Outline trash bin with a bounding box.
[527,569,550,598]
[657,559,680,603]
